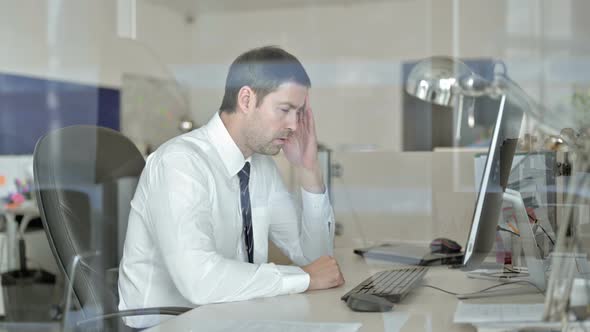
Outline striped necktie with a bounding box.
[238,162,254,263]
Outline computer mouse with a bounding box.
[346,293,394,312]
[430,237,462,254]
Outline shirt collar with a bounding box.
[204,112,252,177]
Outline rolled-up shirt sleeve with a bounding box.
[147,152,310,305]
[268,163,335,267]
[275,265,310,294]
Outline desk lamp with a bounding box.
[406,56,474,107]
[406,56,563,139]
[406,56,590,324]
[406,56,511,142]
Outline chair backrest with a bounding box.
[33,125,145,318]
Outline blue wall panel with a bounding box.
[0,73,119,154]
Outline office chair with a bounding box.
[33,125,190,331]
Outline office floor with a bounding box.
[0,226,63,327]
[0,281,63,323]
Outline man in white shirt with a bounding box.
[118,46,344,328]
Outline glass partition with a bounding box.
[0,0,588,330]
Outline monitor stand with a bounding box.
[458,189,547,299]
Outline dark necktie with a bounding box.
[238,162,254,263]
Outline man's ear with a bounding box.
[237,86,257,114]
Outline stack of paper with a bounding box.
[453,302,545,325]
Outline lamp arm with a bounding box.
[494,75,561,137]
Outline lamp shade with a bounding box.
[405,56,473,107]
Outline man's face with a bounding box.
[244,82,307,156]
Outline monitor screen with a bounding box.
[462,95,524,270]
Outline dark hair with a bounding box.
[219,46,311,113]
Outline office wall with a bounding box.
[2,0,586,148]
[0,0,192,277]
[0,73,120,154]
[180,0,589,151]
[181,0,508,151]
[176,0,590,252]
[0,0,191,88]
[0,0,192,152]
[2,0,584,150]
[2,0,588,252]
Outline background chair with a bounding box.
[33,125,190,331]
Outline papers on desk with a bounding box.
[455,302,590,331]
[145,293,363,332]
[382,312,410,332]
[353,243,429,265]
[454,302,544,327]
[189,320,362,332]
[353,243,464,266]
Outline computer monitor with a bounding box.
[462,95,524,270]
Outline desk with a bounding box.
[0,201,39,272]
[146,248,544,332]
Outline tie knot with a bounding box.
[238,162,250,181]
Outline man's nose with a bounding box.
[286,111,298,132]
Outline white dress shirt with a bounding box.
[118,112,335,328]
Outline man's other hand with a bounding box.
[301,256,345,291]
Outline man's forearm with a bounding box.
[299,185,335,260]
[299,163,325,194]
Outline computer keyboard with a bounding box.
[341,266,428,303]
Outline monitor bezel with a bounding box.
[462,95,524,270]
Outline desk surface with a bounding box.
[147,248,544,332]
